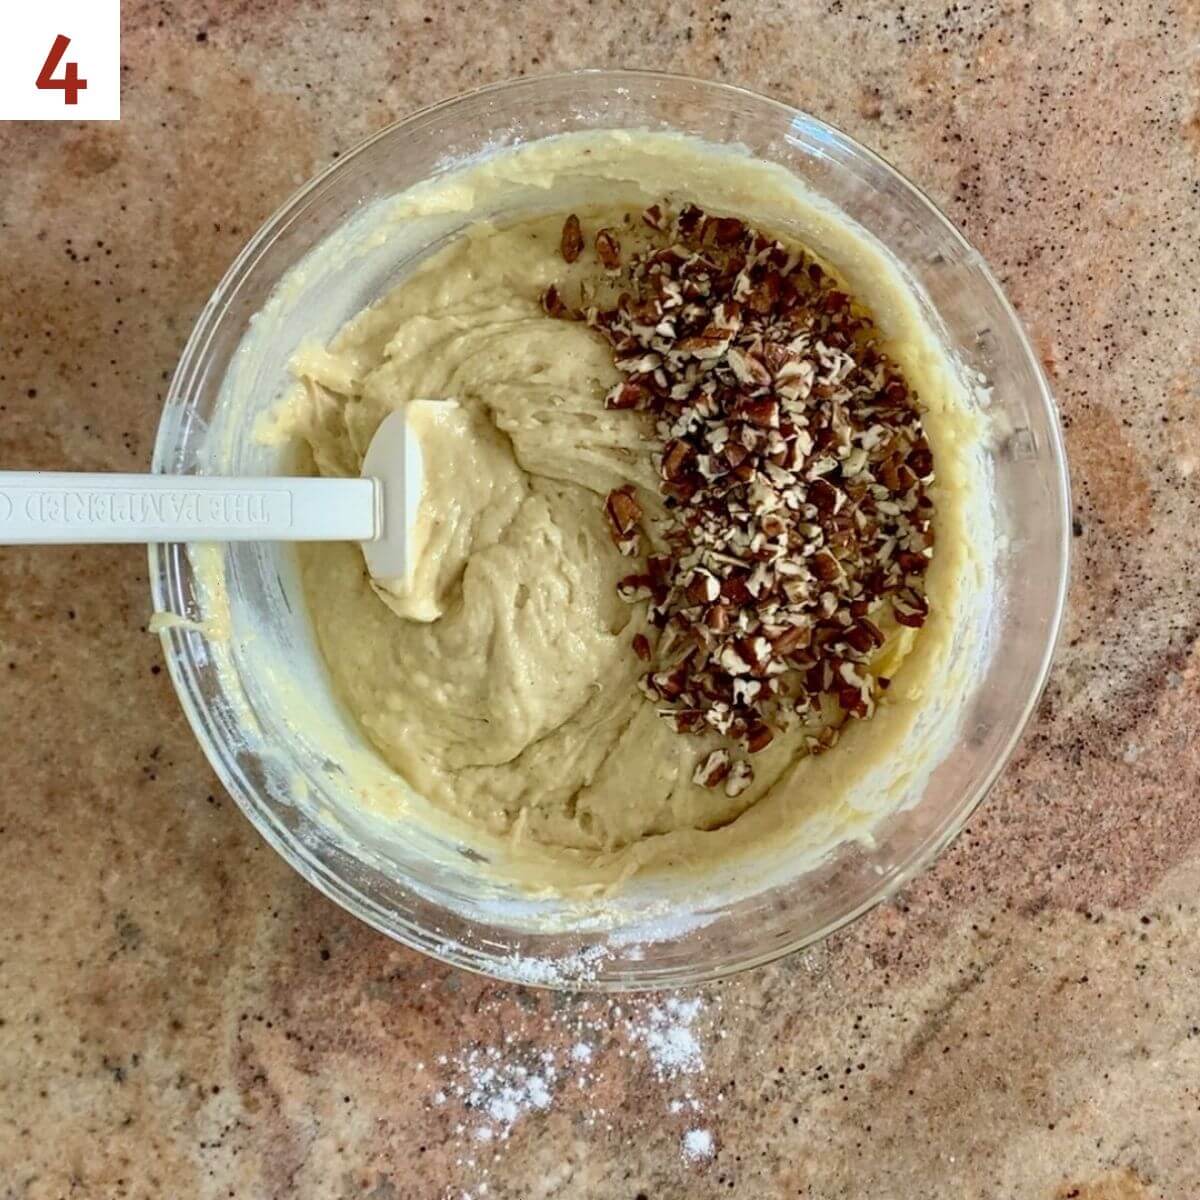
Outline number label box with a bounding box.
[1,0,120,121]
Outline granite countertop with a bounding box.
[2,3,1199,1197]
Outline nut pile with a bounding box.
[543,205,935,796]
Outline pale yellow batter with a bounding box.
[280,134,988,875]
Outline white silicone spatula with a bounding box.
[0,404,445,583]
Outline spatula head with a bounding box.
[359,400,455,585]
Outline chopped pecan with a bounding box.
[595,228,621,269]
[709,216,746,245]
[660,439,694,481]
[744,270,782,315]
[806,727,840,756]
[727,348,772,389]
[808,478,841,517]
[685,570,721,606]
[724,759,754,797]
[705,604,731,633]
[676,332,730,356]
[647,554,674,586]
[723,441,750,470]
[892,588,929,628]
[541,284,569,318]
[810,549,842,583]
[744,723,774,753]
[844,619,885,653]
[605,486,642,536]
[606,380,650,410]
[694,748,732,788]
[720,573,751,606]
[539,200,935,759]
[732,394,779,428]
[605,485,643,556]
[652,656,693,700]
[771,624,811,655]
[907,444,934,479]
[561,213,584,263]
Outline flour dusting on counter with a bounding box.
[682,1127,715,1162]
[631,996,705,1078]
[421,983,726,1180]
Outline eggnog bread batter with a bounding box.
[280,135,987,876]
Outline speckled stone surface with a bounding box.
[2,2,1199,1197]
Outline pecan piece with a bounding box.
[907,444,934,480]
[694,748,732,789]
[605,485,643,556]
[595,228,621,269]
[727,348,772,389]
[844,618,885,654]
[744,723,774,754]
[676,204,704,239]
[892,588,929,628]
[897,550,929,575]
[660,439,694,481]
[685,570,720,606]
[708,216,746,245]
[647,554,674,586]
[720,573,751,606]
[606,380,651,410]
[705,604,731,633]
[652,656,693,700]
[561,213,584,263]
[676,332,729,357]
[541,284,569,318]
[771,624,811,656]
[808,478,842,517]
[673,708,705,734]
[605,486,642,536]
[642,203,666,230]
[806,727,840,757]
[731,395,779,429]
[723,441,750,470]
[810,549,842,583]
[744,270,782,315]
[724,759,754,797]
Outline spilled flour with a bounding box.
[416,979,727,1189]
[437,1046,558,1142]
[489,946,610,987]
[631,997,704,1078]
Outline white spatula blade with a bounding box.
[360,400,455,583]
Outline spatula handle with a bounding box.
[0,472,378,544]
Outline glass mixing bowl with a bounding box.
[149,71,1069,990]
